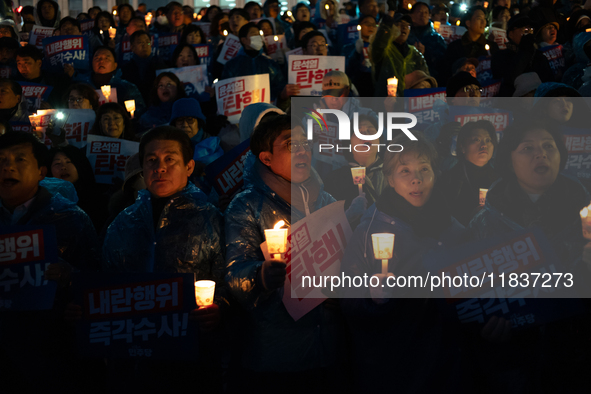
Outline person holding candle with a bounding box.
[64,83,100,110]
[102,126,227,391]
[344,14,376,97]
[340,132,466,392]
[440,120,499,226]
[439,6,498,86]
[74,46,146,117]
[470,119,591,393]
[225,114,347,391]
[407,2,447,81]
[89,11,117,52]
[114,3,135,40]
[371,12,429,96]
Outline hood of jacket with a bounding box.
[238,103,284,143]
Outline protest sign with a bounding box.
[57,109,96,148]
[193,44,211,67]
[216,33,241,65]
[95,88,119,106]
[29,25,55,49]
[157,65,209,96]
[215,74,270,124]
[18,82,53,113]
[0,65,15,78]
[9,122,32,133]
[42,35,90,73]
[0,226,58,311]
[155,33,179,62]
[405,87,447,128]
[449,105,513,142]
[80,19,95,36]
[261,201,352,321]
[72,272,198,359]
[438,24,466,45]
[540,44,566,79]
[264,35,288,64]
[336,23,359,52]
[563,128,591,180]
[481,79,502,98]
[205,139,250,198]
[476,55,493,85]
[423,228,584,329]
[192,22,211,41]
[288,55,346,96]
[489,27,507,50]
[285,47,303,58]
[86,135,139,184]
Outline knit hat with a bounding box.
[446,71,481,97]
[169,98,206,125]
[512,72,542,97]
[405,70,437,89]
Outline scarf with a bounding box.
[376,186,453,239]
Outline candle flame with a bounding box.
[223,29,228,36]
[485,44,490,50]
[357,24,361,31]
[274,35,278,41]
[100,30,103,34]
[325,4,330,10]
[456,20,460,26]
[287,10,292,16]
[407,3,412,9]
[273,220,285,230]
[582,207,589,218]
[193,12,197,19]
[259,30,264,35]
[113,10,117,15]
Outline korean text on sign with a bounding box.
[86,135,139,184]
[215,74,270,124]
[288,55,346,96]
[454,113,509,131]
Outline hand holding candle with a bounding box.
[195,280,216,306]
[433,21,440,31]
[101,85,111,103]
[372,233,395,275]
[387,77,398,97]
[479,188,488,208]
[108,26,116,39]
[125,100,136,118]
[265,220,288,260]
[351,167,366,196]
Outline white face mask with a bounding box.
[156,15,168,25]
[249,35,264,50]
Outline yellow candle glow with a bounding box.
[259,30,264,36]
[145,13,153,25]
[581,204,591,240]
[195,280,216,306]
[456,20,460,26]
[351,167,366,195]
[113,10,117,15]
[357,24,361,31]
[325,4,330,10]
[99,30,103,35]
[223,29,228,36]
[287,10,292,16]
[274,35,279,41]
[407,3,412,9]
[101,85,111,102]
[479,188,488,207]
[587,28,591,33]
[193,12,197,19]
[265,220,288,259]
[484,1,489,8]
[433,21,440,31]
[124,100,135,118]
[372,233,395,275]
[108,26,116,39]
[387,77,398,97]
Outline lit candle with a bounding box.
[325,4,330,10]
[407,3,412,9]
[195,280,216,306]
[108,26,116,39]
[456,20,460,26]
[485,43,490,56]
[145,13,153,26]
[113,10,117,16]
[124,100,135,118]
[581,205,591,240]
[357,24,361,31]
[351,167,366,195]
[99,29,103,35]
[264,220,288,260]
[287,10,292,16]
[101,85,111,103]
[387,77,398,97]
[193,12,197,19]
[223,29,228,36]
[273,35,279,42]
[479,188,488,207]
[484,1,489,8]
[433,21,440,31]
[587,28,591,33]
[371,233,395,275]
[259,30,264,36]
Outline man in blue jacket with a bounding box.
[225,113,346,391]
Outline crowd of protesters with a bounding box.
[2,0,591,392]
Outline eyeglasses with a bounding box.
[463,86,484,94]
[175,117,196,125]
[158,83,176,89]
[68,97,85,104]
[307,42,328,50]
[286,140,312,153]
[135,40,151,46]
[395,22,411,30]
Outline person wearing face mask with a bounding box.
[440,120,499,227]
[371,13,429,96]
[155,2,186,34]
[138,72,186,133]
[121,31,167,103]
[221,22,288,102]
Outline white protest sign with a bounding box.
[489,27,508,50]
[156,64,209,95]
[86,135,139,184]
[29,25,55,49]
[60,109,96,148]
[264,35,288,64]
[217,34,241,65]
[95,88,119,106]
[438,24,466,45]
[215,74,271,124]
[261,201,352,321]
[285,47,303,58]
[288,55,346,96]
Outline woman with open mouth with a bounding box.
[340,132,467,392]
[440,119,499,226]
[138,72,186,134]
